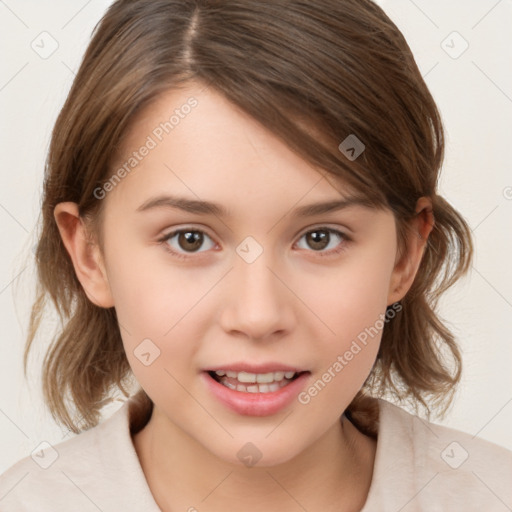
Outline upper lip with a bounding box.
[205,362,307,373]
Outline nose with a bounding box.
[219,248,296,341]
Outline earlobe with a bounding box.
[387,197,434,305]
[54,202,114,308]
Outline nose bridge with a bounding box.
[220,238,293,339]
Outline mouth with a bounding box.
[207,370,306,393]
[202,366,311,416]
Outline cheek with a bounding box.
[104,229,206,336]
[294,288,389,433]
[105,255,231,407]
[305,249,395,345]
[110,266,207,411]
[295,248,395,406]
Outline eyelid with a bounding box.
[158,224,217,243]
[298,220,355,237]
[295,222,351,238]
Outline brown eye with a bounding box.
[296,228,347,255]
[160,228,216,256]
[177,231,204,252]
[305,230,330,250]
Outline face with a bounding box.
[96,81,401,466]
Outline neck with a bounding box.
[132,406,377,512]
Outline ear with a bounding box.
[387,197,434,305]
[54,202,114,308]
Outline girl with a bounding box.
[1,0,511,510]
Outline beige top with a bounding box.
[1,397,511,511]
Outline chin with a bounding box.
[203,435,307,469]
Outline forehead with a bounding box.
[105,82,365,212]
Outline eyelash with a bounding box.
[157,226,351,261]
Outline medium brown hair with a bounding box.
[23,0,472,435]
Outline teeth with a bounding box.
[214,370,297,383]
[238,371,257,383]
[229,379,291,393]
[256,373,274,383]
[273,371,285,381]
[212,370,301,393]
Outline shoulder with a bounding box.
[362,399,512,511]
[0,398,159,512]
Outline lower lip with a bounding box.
[202,372,310,416]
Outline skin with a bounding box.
[54,81,433,511]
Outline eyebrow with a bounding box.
[135,194,373,218]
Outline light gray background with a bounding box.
[1,0,511,474]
